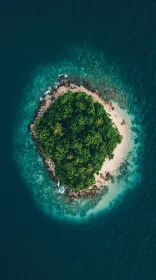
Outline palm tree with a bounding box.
[53,123,63,136]
[67,153,74,160]
[96,118,103,127]
[87,164,94,174]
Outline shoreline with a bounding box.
[30,79,131,200]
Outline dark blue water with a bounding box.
[1,0,156,279]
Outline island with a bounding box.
[30,74,128,201]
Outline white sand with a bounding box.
[32,84,132,189]
[56,84,132,188]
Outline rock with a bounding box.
[91,190,96,194]
[84,189,90,193]
[95,89,100,95]
[81,192,86,196]
[68,192,73,197]
[93,185,97,190]
[121,119,126,125]
[105,172,111,181]
[100,173,105,179]
[82,80,89,87]
[104,185,109,191]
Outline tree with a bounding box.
[35,91,122,190]
[53,123,64,136]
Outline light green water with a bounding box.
[14,47,144,222]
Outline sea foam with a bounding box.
[13,47,144,222]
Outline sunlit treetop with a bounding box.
[35,91,122,190]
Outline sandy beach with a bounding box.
[31,83,131,191]
[56,84,131,188]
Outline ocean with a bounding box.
[1,0,156,279]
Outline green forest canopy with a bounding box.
[35,91,122,190]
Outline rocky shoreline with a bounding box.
[29,75,118,201]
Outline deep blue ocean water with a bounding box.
[1,0,156,279]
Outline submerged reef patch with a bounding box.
[13,47,144,222]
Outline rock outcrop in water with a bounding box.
[29,75,129,203]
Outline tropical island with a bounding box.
[30,75,128,200]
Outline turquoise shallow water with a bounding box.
[14,47,144,221]
[1,1,156,279]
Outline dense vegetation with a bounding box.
[35,91,122,190]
